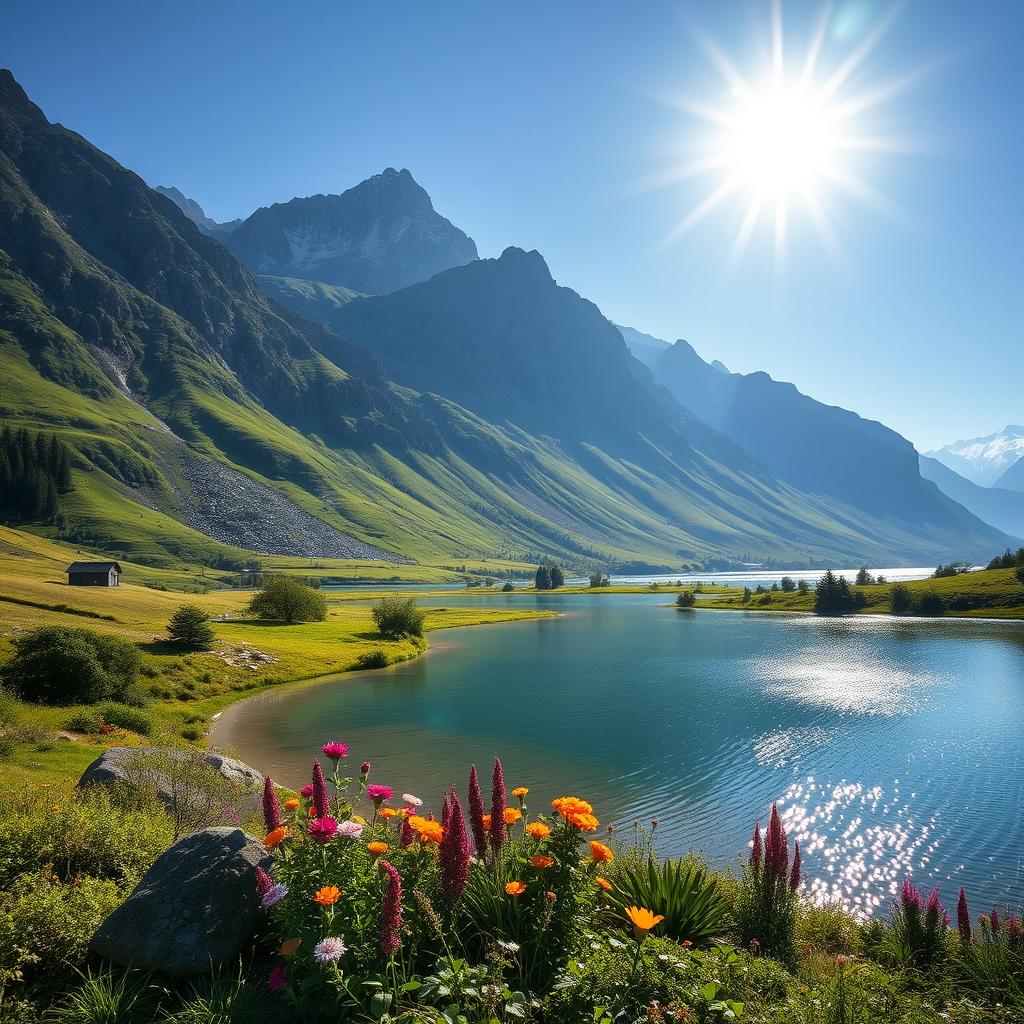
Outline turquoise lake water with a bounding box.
[213,594,1024,917]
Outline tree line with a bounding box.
[534,562,564,590]
[0,426,73,522]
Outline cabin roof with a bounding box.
[66,561,122,573]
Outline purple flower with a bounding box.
[311,758,329,817]
[261,883,288,908]
[337,820,364,839]
[360,761,371,776]
[254,866,273,899]
[957,887,971,942]
[322,742,349,761]
[490,756,507,851]
[262,777,280,832]
[439,787,471,901]
[789,840,801,892]
[400,813,414,848]
[441,790,453,830]
[378,860,403,957]
[467,764,487,858]
[764,803,788,882]
[366,784,394,806]
[300,784,314,798]
[309,816,338,843]
[267,965,287,992]
[901,878,923,912]
[313,936,347,964]
[750,822,762,872]
[991,907,1000,933]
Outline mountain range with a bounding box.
[0,68,1016,570]
[925,426,1024,488]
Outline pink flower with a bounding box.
[750,822,762,872]
[439,787,471,901]
[309,816,339,843]
[267,965,287,992]
[957,887,971,942]
[262,777,280,832]
[322,742,349,761]
[361,761,371,776]
[337,820,364,839]
[254,866,273,899]
[764,804,788,882]
[300,784,313,798]
[789,840,802,892]
[313,936,347,963]
[490,757,507,851]
[467,764,487,858]
[400,813,415,848]
[367,784,394,806]
[991,908,1000,933]
[378,860,403,957]
[311,758,329,817]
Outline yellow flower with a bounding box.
[381,807,397,820]
[595,876,613,891]
[530,854,553,869]
[625,905,664,937]
[367,841,388,855]
[313,885,341,906]
[280,937,301,956]
[503,807,522,825]
[569,811,600,832]
[408,816,444,844]
[588,840,614,863]
[351,813,367,825]
[505,881,527,896]
[283,798,300,811]
[512,787,529,799]
[263,826,289,850]
[525,822,551,839]
[482,813,492,829]
[552,796,593,818]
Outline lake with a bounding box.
[212,594,1024,917]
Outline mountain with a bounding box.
[996,457,1024,494]
[152,185,242,239]
[925,426,1024,487]
[224,168,478,293]
[919,457,1024,538]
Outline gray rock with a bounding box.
[91,827,272,974]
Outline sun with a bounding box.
[656,2,917,263]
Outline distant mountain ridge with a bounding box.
[925,426,1024,487]
[919,456,1024,537]
[223,168,478,294]
[152,185,241,239]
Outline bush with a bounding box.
[354,649,390,669]
[675,590,696,608]
[890,583,913,615]
[246,576,327,624]
[166,604,215,649]
[371,597,425,639]
[64,710,102,733]
[501,581,515,592]
[0,626,140,706]
[96,702,153,736]
[915,591,946,616]
[887,879,948,970]
[47,969,154,1024]
[814,571,856,615]
[1016,565,1024,585]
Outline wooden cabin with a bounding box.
[66,561,122,587]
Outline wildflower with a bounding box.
[991,908,1001,933]
[439,788,471,901]
[308,816,338,843]
[505,881,527,896]
[750,938,761,953]
[467,764,488,857]
[651,819,659,829]
[764,804,788,882]
[531,854,554,869]
[254,866,273,899]
[589,840,614,863]
[381,807,398,820]
[378,860,403,957]
[360,761,371,776]
[311,759,329,817]
[956,887,971,942]
[490,757,507,850]
[322,741,349,761]
[512,787,529,800]
[402,793,423,808]
[280,938,301,956]
[569,811,600,832]
[313,885,342,906]
[789,840,802,892]
[525,821,551,839]
[503,806,522,825]
[400,813,415,848]
[337,820,364,840]
[308,806,317,816]
[262,777,281,832]
[283,798,300,812]
[552,796,593,818]
[409,816,444,844]
[545,890,556,901]
[497,939,521,953]
[625,905,664,938]
[263,826,289,850]
[835,954,850,966]
[261,883,288,908]
[595,876,613,891]
[300,784,314,798]
[267,965,287,992]
[366,783,393,806]
[750,822,762,872]
[681,940,693,948]
[313,936,347,964]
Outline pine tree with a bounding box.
[535,565,551,590]
[167,604,216,648]
[548,562,564,588]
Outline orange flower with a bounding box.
[313,885,341,906]
[512,787,529,799]
[545,890,557,902]
[525,821,551,839]
[263,826,289,850]
[408,816,444,844]
[682,939,693,948]
[552,796,593,818]
[625,905,664,937]
[308,806,317,816]
[481,813,492,829]
[279,937,301,956]
[505,881,527,896]
[503,807,522,825]
[367,841,388,855]
[283,798,300,811]
[381,807,397,820]
[595,876,613,891]
[530,854,554,869]
[568,811,600,832]
[588,840,614,863]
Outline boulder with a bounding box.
[91,827,272,974]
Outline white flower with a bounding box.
[497,940,521,953]
[402,793,423,807]
[261,883,288,908]
[337,820,364,839]
[313,936,347,963]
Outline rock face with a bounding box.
[91,827,271,974]
[79,746,264,808]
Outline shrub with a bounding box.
[166,604,215,649]
[354,649,390,669]
[501,581,515,592]
[814,571,856,615]
[0,626,140,706]
[887,878,948,970]
[96,702,153,736]
[675,590,696,608]
[1016,565,1024,585]
[915,591,946,616]
[246,576,327,624]
[64,710,102,734]
[371,597,425,639]
[890,583,913,615]
[47,969,154,1024]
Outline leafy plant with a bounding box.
[47,969,152,1024]
[372,596,425,639]
[887,879,948,971]
[166,605,215,649]
[96,703,153,736]
[246,576,326,624]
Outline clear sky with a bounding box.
[4,1,1021,451]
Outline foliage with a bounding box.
[589,571,611,588]
[95,703,153,736]
[166,604,215,649]
[0,425,72,523]
[0,626,140,706]
[914,591,946,616]
[46,969,153,1024]
[933,562,973,579]
[675,591,696,608]
[813,572,860,616]
[246,576,327,624]
[535,562,564,590]
[501,581,515,592]
[885,879,949,971]
[890,583,913,615]
[987,547,1024,570]
[371,596,426,639]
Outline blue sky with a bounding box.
[4,1,1021,451]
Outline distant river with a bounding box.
[212,594,1024,917]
